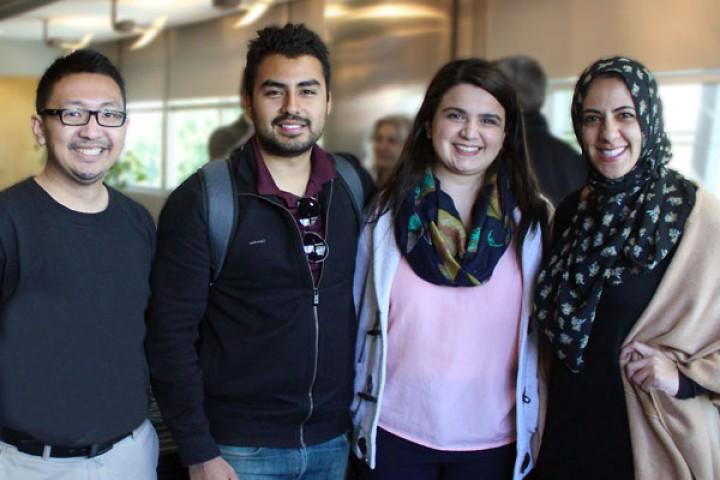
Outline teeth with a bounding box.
[456,144,480,153]
[601,147,625,158]
[76,148,102,155]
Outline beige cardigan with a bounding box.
[622,188,720,480]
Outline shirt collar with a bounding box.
[252,136,337,206]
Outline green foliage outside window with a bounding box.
[105,150,149,189]
[106,99,240,191]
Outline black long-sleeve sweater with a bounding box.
[0,179,155,445]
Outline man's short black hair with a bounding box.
[36,49,126,113]
[242,23,331,98]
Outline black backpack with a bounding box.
[199,154,366,283]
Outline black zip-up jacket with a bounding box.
[147,146,371,465]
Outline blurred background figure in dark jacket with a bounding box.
[496,55,586,205]
[207,112,254,160]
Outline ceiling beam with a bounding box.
[0,0,61,21]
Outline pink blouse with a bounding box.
[378,248,523,451]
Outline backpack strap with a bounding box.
[200,152,365,284]
[331,153,365,227]
[199,158,236,284]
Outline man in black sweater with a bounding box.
[496,55,587,205]
[0,50,157,479]
[147,24,372,480]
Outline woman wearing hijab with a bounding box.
[351,59,549,479]
[532,56,720,480]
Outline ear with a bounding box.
[31,114,46,146]
[326,91,332,116]
[424,121,432,139]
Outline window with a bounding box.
[108,96,241,191]
[119,102,163,189]
[166,101,241,189]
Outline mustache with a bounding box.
[272,114,310,127]
[70,141,112,149]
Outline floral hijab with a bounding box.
[533,56,696,372]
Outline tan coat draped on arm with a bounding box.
[622,188,720,480]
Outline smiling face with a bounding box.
[243,54,331,159]
[31,73,127,186]
[580,76,643,180]
[428,83,506,184]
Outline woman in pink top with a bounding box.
[352,59,549,479]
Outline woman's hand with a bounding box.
[620,341,680,396]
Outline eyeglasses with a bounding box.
[40,108,127,127]
[297,197,328,263]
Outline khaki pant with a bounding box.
[0,419,158,480]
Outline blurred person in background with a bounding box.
[370,114,411,187]
[207,111,254,160]
[532,56,720,480]
[496,55,586,205]
[352,58,549,480]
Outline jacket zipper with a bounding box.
[298,180,332,448]
[240,180,334,448]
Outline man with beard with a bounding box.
[147,24,372,480]
[0,50,157,479]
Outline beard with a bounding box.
[255,114,323,157]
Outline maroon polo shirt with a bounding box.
[251,138,337,285]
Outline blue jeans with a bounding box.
[218,433,350,480]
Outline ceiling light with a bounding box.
[324,5,348,19]
[326,4,442,21]
[42,18,94,51]
[111,0,166,50]
[130,16,166,50]
[234,0,271,28]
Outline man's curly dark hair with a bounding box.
[242,23,330,99]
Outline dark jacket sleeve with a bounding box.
[357,160,377,206]
[0,227,5,299]
[145,173,219,466]
[0,200,14,303]
[677,371,710,399]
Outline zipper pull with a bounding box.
[313,288,320,306]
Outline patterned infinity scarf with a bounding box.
[533,56,696,372]
[395,168,515,287]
